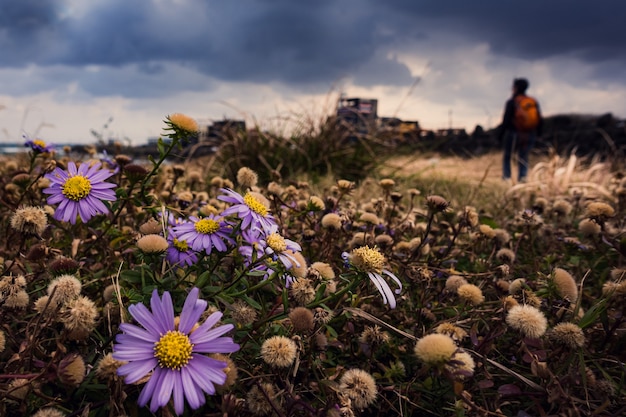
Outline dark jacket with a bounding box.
[498,92,543,141]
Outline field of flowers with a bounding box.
[1,114,625,417]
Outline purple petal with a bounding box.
[180,366,205,410]
[151,368,175,412]
[188,355,227,387]
[179,288,206,334]
[138,366,162,407]
[128,303,162,335]
[172,371,185,415]
[116,358,157,383]
[193,337,240,354]
[150,290,174,333]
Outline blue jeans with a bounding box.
[503,131,535,181]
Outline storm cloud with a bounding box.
[1,0,624,97]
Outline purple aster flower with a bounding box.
[113,288,239,415]
[343,246,402,309]
[218,188,276,232]
[261,224,302,270]
[23,133,54,154]
[166,231,199,268]
[238,227,272,278]
[43,161,116,224]
[173,215,233,253]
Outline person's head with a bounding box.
[513,78,529,94]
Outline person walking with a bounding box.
[498,78,543,184]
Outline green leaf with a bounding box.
[577,297,608,329]
[242,294,262,310]
[120,269,143,284]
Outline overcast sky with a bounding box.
[1,0,625,145]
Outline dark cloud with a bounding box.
[1,0,625,98]
[380,0,626,61]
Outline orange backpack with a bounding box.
[513,95,539,132]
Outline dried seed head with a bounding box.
[578,218,601,236]
[260,336,297,368]
[339,369,378,410]
[289,307,315,333]
[321,212,342,230]
[358,325,390,346]
[48,257,80,277]
[551,199,573,217]
[290,278,316,305]
[0,275,29,309]
[336,179,355,193]
[0,329,6,353]
[358,212,380,225]
[136,234,169,254]
[210,353,238,390]
[426,195,449,212]
[478,224,496,239]
[552,267,578,302]
[457,283,485,305]
[57,353,86,386]
[30,408,67,417]
[7,378,30,401]
[95,353,125,381]
[10,206,48,236]
[496,248,516,264]
[506,304,547,339]
[230,301,258,326]
[123,163,149,181]
[139,218,162,235]
[48,274,82,305]
[236,167,259,189]
[60,296,98,340]
[414,333,457,365]
[445,275,468,293]
[309,262,335,280]
[547,322,586,349]
[168,113,199,133]
[246,382,282,416]
[585,201,614,219]
[288,250,308,279]
[445,350,476,380]
[434,322,468,341]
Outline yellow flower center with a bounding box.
[173,238,189,251]
[33,139,47,148]
[243,192,268,216]
[62,176,92,201]
[153,330,193,370]
[194,218,220,234]
[266,233,287,252]
[351,246,385,274]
